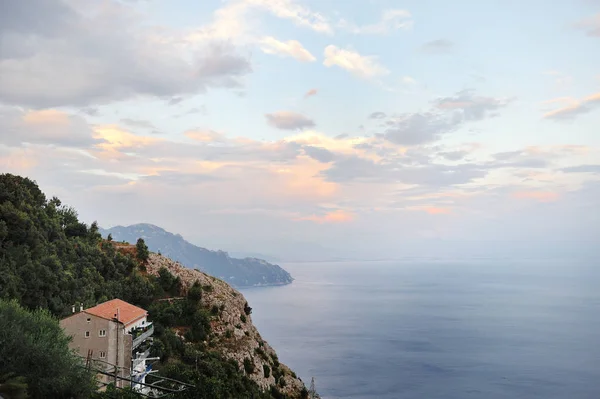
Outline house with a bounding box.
[60,299,155,389]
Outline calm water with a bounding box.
[241,260,600,399]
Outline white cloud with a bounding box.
[401,76,417,85]
[248,0,332,34]
[259,37,316,62]
[340,9,413,35]
[323,45,389,78]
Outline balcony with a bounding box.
[131,324,154,349]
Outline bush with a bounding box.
[243,358,255,374]
[263,364,271,378]
[187,281,203,302]
[225,329,233,338]
[278,376,286,387]
[244,302,252,315]
[240,314,247,323]
[0,299,95,398]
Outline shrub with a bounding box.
[235,323,242,329]
[224,329,233,338]
[187,281,203,302]
[244,302,252,315]
[240,314,247,323]
[263,364,271,378]
[278,376,286,387]
[211,305,220,316]
[243,358,255,374]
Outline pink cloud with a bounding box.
[295,209,354,223]
[304,88,318,98]
[512,191,559,202]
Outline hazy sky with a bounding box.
[1,0,599,259]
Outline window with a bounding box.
[99,351,106,359]
[87,318,91,323]
[99,329,106,337]
[85,331,90,338]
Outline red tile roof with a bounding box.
[85,299,147,326]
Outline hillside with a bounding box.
[0,174,311,399]
[101,224,293,288]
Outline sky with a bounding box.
[1,0,599,260]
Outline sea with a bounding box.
[240,259,600,399]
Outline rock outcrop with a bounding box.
[146,253,306,397]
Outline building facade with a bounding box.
[60,299,154,389]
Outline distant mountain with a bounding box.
[100,223,293,287]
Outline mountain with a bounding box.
[100,224,294,287]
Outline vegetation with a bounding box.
[263,364,271,378]
[136,238,149,262]
[0,174,297,399]
[243,358,255,374]
[0,299,95,398]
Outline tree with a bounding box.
[136,238,149,262]
[0,373,28,399]
[107,233,113,242]
[0,299,95,398]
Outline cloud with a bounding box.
[369,112,387,119]
[0,0,253,108]
[259,36,316,62]
[413,206,452,215]
[249,0,332,34]
[542,93,600,120]
[304,88,318,98]
[384,112,460,145]
[0,107,100,148]
[323,45,389,78]
[339,9,413,34]
[512,191,559,202]
[265,111,316,130]
[321,155,487,187]
[561,164,600,174]
[295,210,354,223]
[574,13,600,37]
[185,130,227,143]
[420,39,454,53]
[120,118,156,130]
[302,146,335,163]
[400,76,417,86]
[377,89,512,146]
[438,150,469,161]
[434,89,512,120]
[167,97,184,106]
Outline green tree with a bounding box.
[136,238,149,262]
[0,373,28,399]
[0,299,95,398]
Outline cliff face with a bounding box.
[146,253,306,397]
[102,224,294,287]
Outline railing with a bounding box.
[132,325,154,349]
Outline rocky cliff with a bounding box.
[146,252,307,397]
